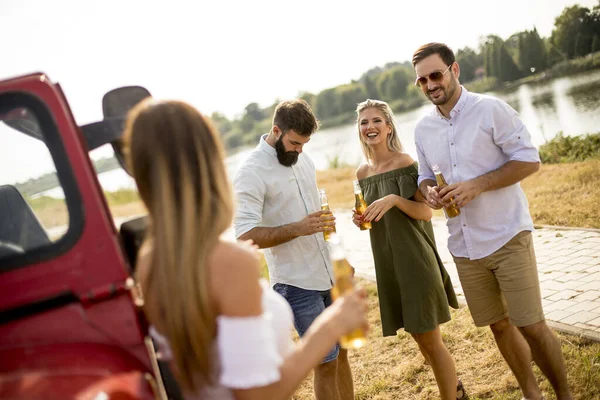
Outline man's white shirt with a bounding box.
[233,134,334,290]
[415,87,540,260]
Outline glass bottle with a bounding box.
[318,188,337,241]
[431,164,460,218]
[353,180,372,230]
[328,233,367,349]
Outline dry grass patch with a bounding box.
[316,167,357,212]
[521,160,600,229]
[30,197,70,229]
[291,280,600,400]
[30,196,147,230]
[317,161,600,229]
[108,201,147,219]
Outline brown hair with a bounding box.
[412,42,455,67]
[356,99,404,163]
[272,99,319,136]
[123,99,233,391]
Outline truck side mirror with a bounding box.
[103,86,151,176]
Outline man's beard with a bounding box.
[275,135,299,166]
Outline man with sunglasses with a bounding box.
[411,42,572,400]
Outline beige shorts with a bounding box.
[452,231,545,328]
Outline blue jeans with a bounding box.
[273,283,339,363]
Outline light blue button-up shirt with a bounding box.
[415,87,540,260]
[233,134,334,290]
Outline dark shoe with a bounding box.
[457,379,469,400]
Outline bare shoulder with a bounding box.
[356,163,371,180]
[208,240,262,316]
[209,240,261,282]
[390,152,416,169]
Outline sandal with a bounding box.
[457,379,468,400]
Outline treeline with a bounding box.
[212,2,600,150]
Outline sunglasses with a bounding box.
[415,64,453,87]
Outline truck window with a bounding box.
[0,106,70,259]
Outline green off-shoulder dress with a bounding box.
[359,162,458,336]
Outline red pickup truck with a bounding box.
[0,73,179,399]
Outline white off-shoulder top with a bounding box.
[150,279,294,400]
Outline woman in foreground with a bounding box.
[123,99,368,400]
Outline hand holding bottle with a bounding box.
[432,165,461,218]
[353,180,372,230]
[294,210,335,237]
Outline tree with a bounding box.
[517,28,548,74]
[593,35,600,53]
[481,35,523,82]
[456,46,482,82]
[210,112,232,136]
[238,102,265,133]
[550,5,594,59]
[314,87,341,119]
[376,66,412,102]
[361,75,380,100]
[335,83,367,114]
[299,92,315,108]
[546,39,566,66]
[505,33,522,61]
[244,103,265,122]
[590,3,600,53]
[481,35,502,78]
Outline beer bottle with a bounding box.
[431,164,461,218]
[318,188,337,241]
[353,180,372,230]
[328,233,367,349]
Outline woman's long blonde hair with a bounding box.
[356,99,404,163]
[123,99,233,391]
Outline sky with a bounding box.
[1,0,597,125]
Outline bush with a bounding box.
[538,132,600,163]
[389,96,426,114]
[464,77,498,93]
[319,112,356,130]
[327,154,352,169]
[548,51,600,78]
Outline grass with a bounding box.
[316,160,600,229]
[522,160,600,229]
[28,196,70,229]
[28,190,146,231]
[290,279,600,400]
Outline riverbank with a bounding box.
[30,159,600,231]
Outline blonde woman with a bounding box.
[123,99,368,400]
[352,99,466,400]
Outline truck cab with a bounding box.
[0,73,169,399]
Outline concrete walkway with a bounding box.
[335,211,600,341]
